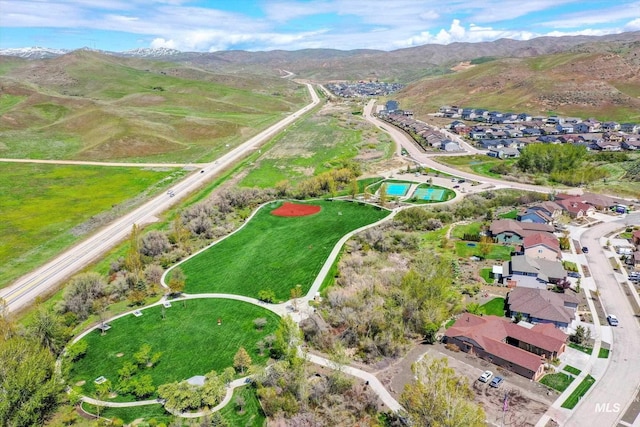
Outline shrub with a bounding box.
[445,343,460,352]
[258,289,276,303]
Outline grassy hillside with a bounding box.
[397,45,640,122]
[0,51,308,162]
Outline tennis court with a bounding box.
[413,187,446,201]
[385,182,411,197]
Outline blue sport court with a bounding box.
[385,183,411,196]
[412,187,446,201]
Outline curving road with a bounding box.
[362,100,582,196]
[0,83,320,314]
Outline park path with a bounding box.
[77,199,405,418]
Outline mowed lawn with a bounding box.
[69,298,280,400]
[0,163,183,287]
[180,200,390,300]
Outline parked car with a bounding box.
[568,271,581,278]
[582,247,589,254]
[478,370,493,383]
[490,376,504,388]
[453,185,460,188]
[607,314,619,326]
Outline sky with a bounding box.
[1,0,639,52]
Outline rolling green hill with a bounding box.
[396,45,640,122]
[0,51,308,162]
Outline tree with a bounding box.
[168,267,186,295]
[401,356,485,427]
[466,302,482,315]
[253,317,267,330]
[61,272,107,320]
[158,380,202,412]
[290,284,303,312]
[125,224,143,275]
[272,316,302,360]
[171,214,190,249]
[350,178,359,199]
[478,236,493,259]
[201,370,226,408]
[95,380,112,418]
[257,289,276,303]
[0,335,62,426]
[571,325,591,345]
[133,374,155,398]
[30,308,66,355]
[379,183,388,207]
[134,343,162,367]
[234,347,252,374]
[141,230,171,257]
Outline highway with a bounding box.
[0,83,320,314]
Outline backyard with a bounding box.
[454,241,514,261]
[178,200,390,299]
[68,298,280,400]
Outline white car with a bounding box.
[478,370,493,383]
[607,314,619,326]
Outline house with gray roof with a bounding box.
[506,287,578,330]
[503,255,567,284]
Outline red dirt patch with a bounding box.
[271,202,321,217]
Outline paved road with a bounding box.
[0,83,320,314]
[362,100,582,196]
[561,213,640,427]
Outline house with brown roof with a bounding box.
[506,287,578,330]
[444,313,567,381]
[632,230,640,246]
[489,219,555,244]
[556,198,595,219]
[523,233,562,261]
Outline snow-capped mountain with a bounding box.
[120,47,182,58]
[0,47,69,59]
[0,46,185,60]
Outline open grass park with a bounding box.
[0,162,185,288]
[178,200,390,300]
[68,298,280,400]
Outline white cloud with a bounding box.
[625,17,640,31]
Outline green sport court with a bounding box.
[412,187,446,201]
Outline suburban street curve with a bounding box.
[563,214,640,427]
[0,83,320,314]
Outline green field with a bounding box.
[479,268,494,284]
[562,375,595,409]
[179,200,390,299]
[220,386,266,427]
[480,298,505,316]
[540,372,575,392]
[598,347,610,358]
[452,222,482,239]
[434,155,514,179]
[0,163,185,288]
[564,365,582,376]
[68,298,280,400]
[568,342,593,355]
[239,103,393,189]
[454,241,513,261]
